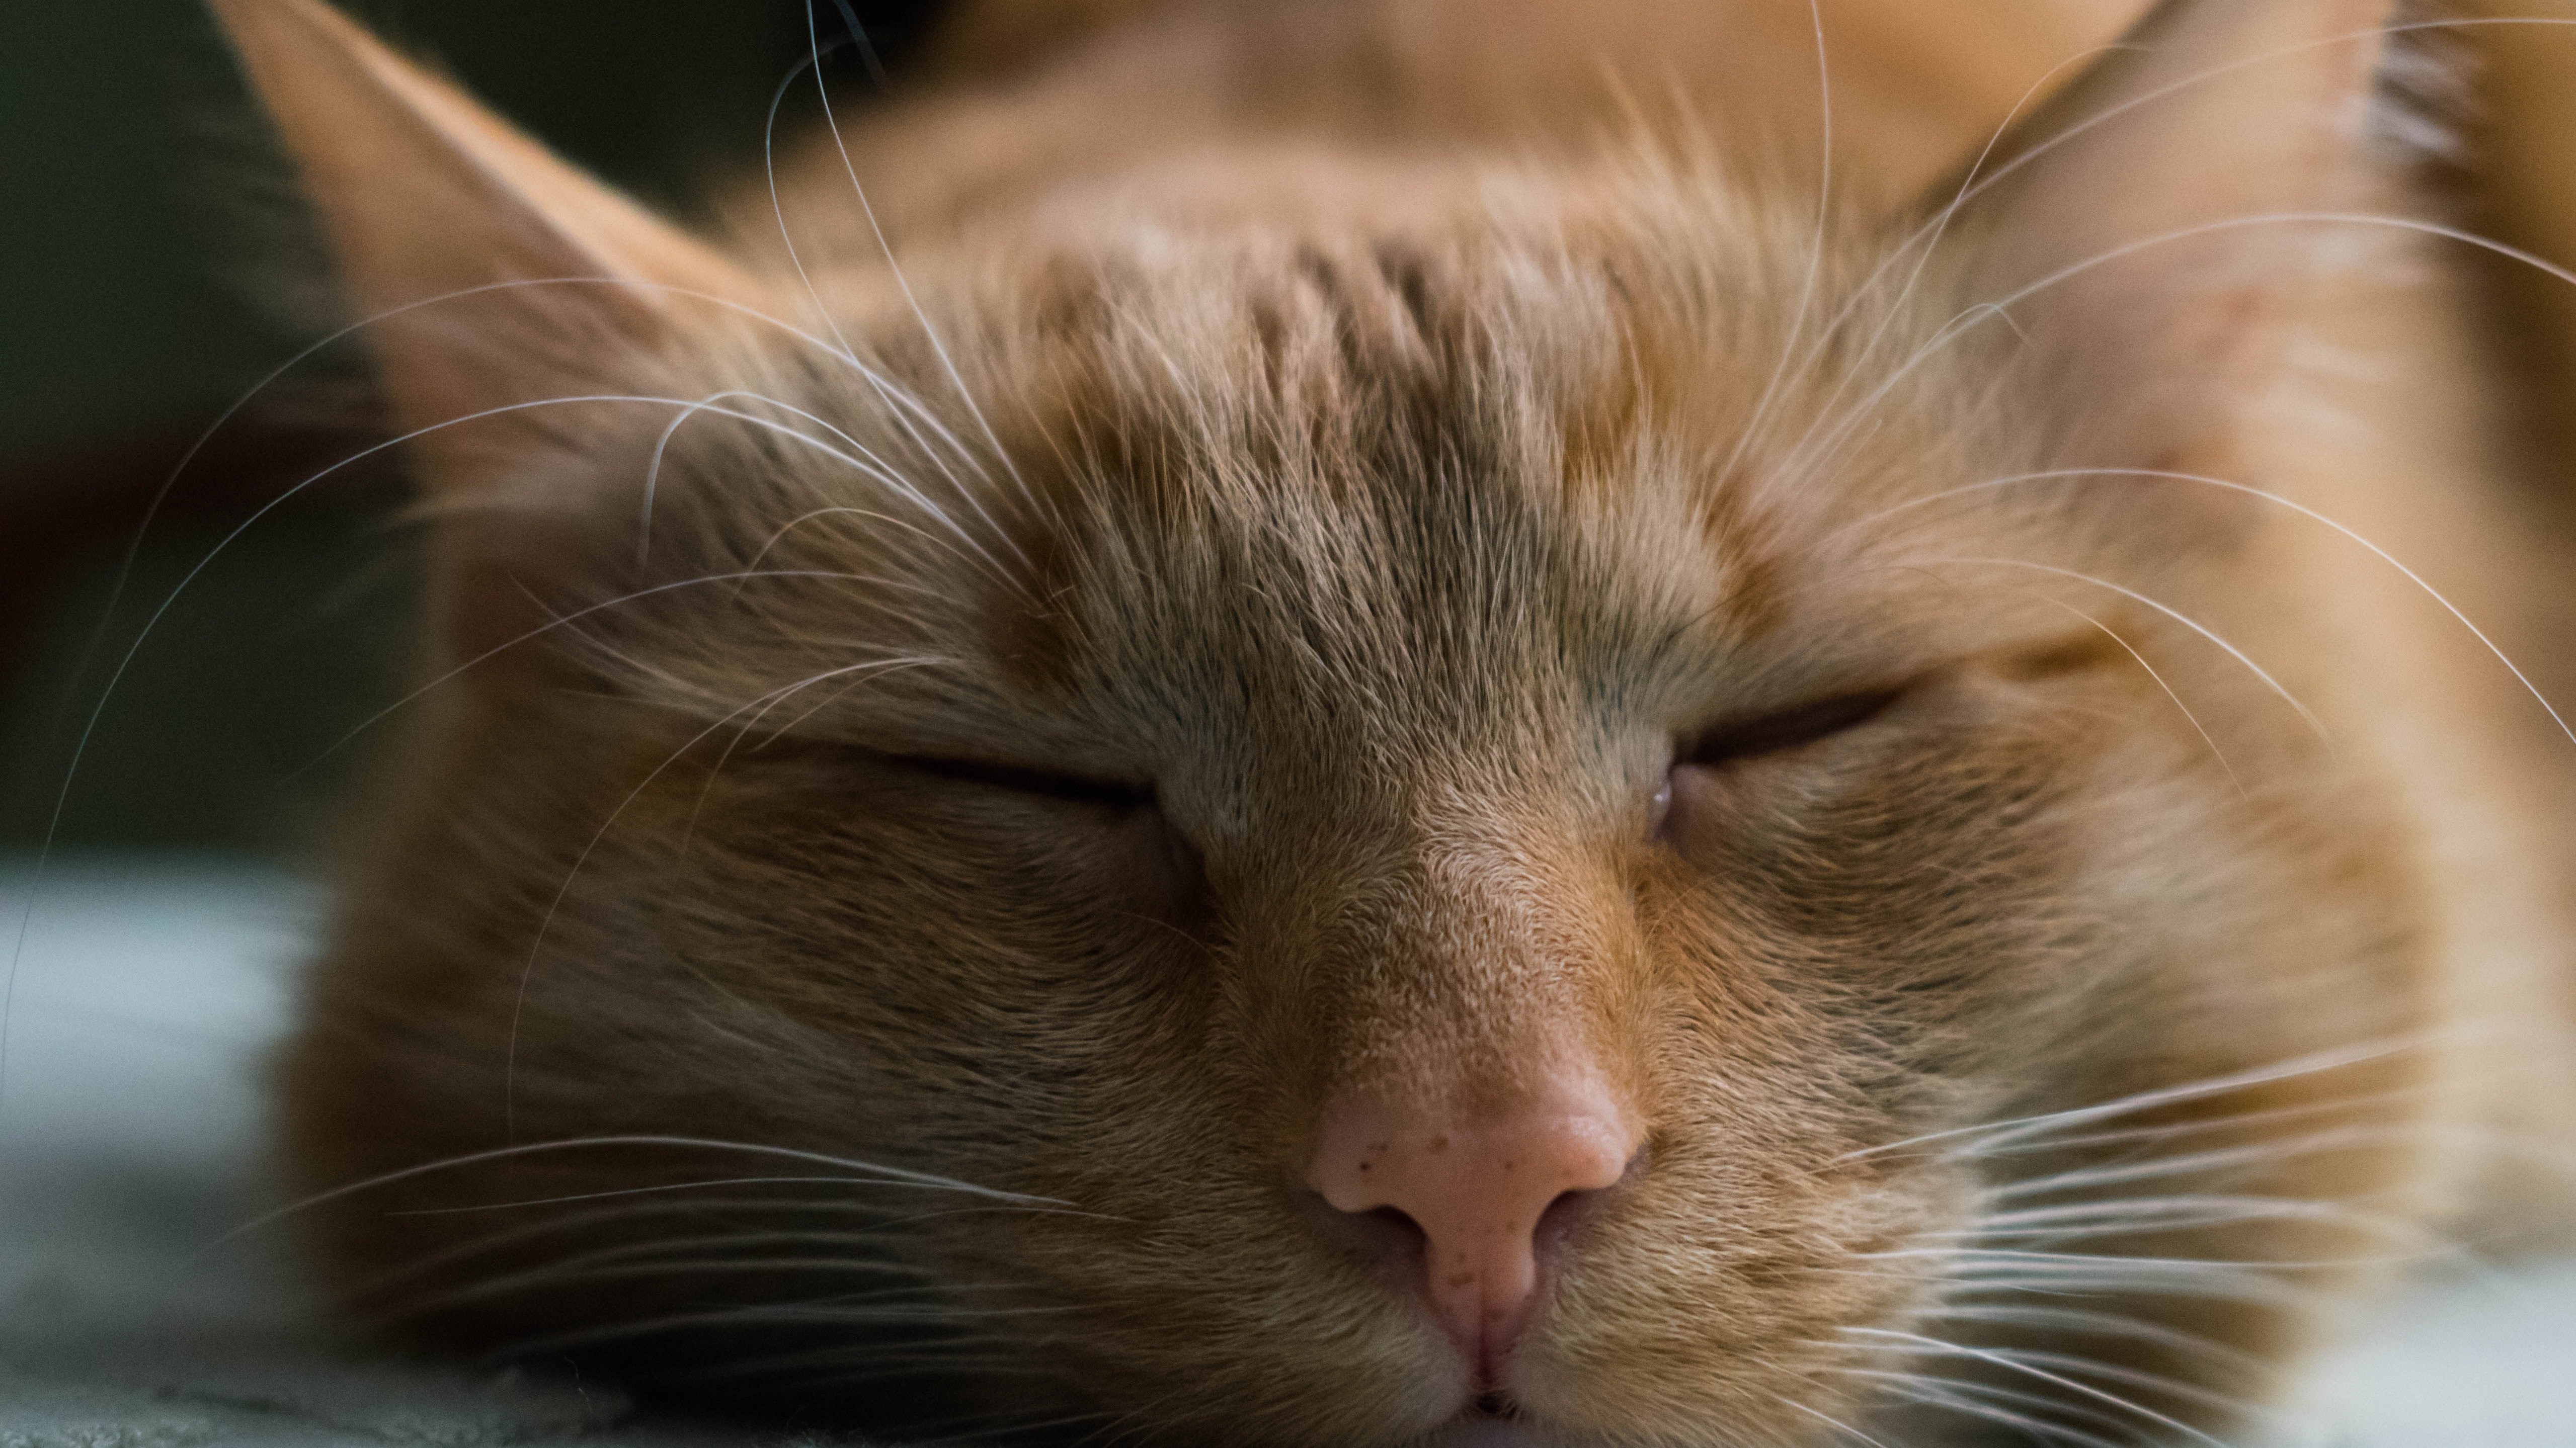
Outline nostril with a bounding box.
[1539,1185,1592,1231]
[1300,1192,1430,1280]
[1365,1204,1425,1242]
[1537,1140,1643,1241]
[1533,1180,1617,1260]
[1354,1203,1428,1266]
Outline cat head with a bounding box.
[222,1,2441,1442]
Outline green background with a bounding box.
[0,0,933,857]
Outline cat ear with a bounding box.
[207,0,771,457]
[1930,0,2399,471]
[210,0,782,668]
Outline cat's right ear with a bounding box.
[209,0,781,661]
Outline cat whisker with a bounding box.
[376,1227,962,1294]
[383,1174,1027,1217]
[1774,17,2576,490]
[1837,1365,2154,1448]
[1871,1246,2402,1284]
[482,1298,1051,1361]
[36,259,904,810]
[884,1405,1127,1448]
[1712,0,1833,491]
[676,646,955,843]
[505,650,954,1134]
[5,386,900,1110]
[706,1336,1066,1375]
[1939,1270,2330,1311]
[1913,16,2576,251]
[1838,1325,2237,1446]
[1974,1084,2430,1160]
[800,2,1041,526]
[1773,1392,1904,1448]
[695,1345,1049,1379]
[752,655,950,749]
[1827,1035,2432,1168]
[1773,13,2286,483]
[391,1224,984,1274]
[382,1257,969,1324]
[639,388,1017,592]
[1952,1190,2432,1240]
[288,568,914,779]
[1061,1376,1230,1448]
[1942,1342,2279,1427]
[1842,464,2576,751]
[1922,556,2332,744]
[1811,206,2576,502]
[1917,1303,2265,1376]
[2032,593,2245,797]
[1986,1126,2439,1202]
[1791,39,2134,449]
[737,503,973,593]
[340,1207,963,1308]
[213,1133,1065,1250]
[357,1196,1058,1298]
[760,44,1028,566]
[1929,1266,2311,1299]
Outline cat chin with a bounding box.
[1411,1412,1575,1448]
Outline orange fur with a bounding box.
[209,1,2576,1443]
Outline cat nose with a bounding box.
[1306,1076,1640,1379]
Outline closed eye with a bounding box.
[896,754,1156,809]
[1681,688,1902,768]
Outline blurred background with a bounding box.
[6,0,2576,868]
[0,0,946,862]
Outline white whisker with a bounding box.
[2038,594,2244,797]
[504,649,954,1136]
[1830,1036,2430,1167]
[638,388,1014,585]
[1840,1365,2147,1447]
[1845,465,2576,748]
[1774,1392,1900,1448]
[1713,0,1833,490]
[213,1133,1063,1250]
[801,6,1033,509]
[1842,1325,2233,1447]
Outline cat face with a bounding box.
[226,0,2443,1443]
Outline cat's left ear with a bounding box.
[211,0,789,666]
[1928,0,2402,471]
[208,0,774,450]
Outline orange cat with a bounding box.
[212,0,2576,1443]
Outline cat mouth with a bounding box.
[1416,1400,1563,1447]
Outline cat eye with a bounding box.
[895,752,1206,914]
[895,754,1157,810]
[1679,688,1903,768]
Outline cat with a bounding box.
[206,0,2576,1443]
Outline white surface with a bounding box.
[0,864,775,1447]
[1,862,2570,1446]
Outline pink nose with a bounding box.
[1307,1075,1638,1379]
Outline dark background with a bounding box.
[0,0,944,859]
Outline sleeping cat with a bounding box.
[208,0,2576,1443]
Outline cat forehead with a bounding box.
[966,234,1774,675]
[984,219,1957,594]
[657,193,2007,761]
